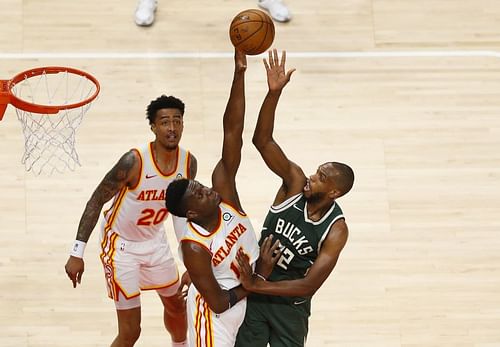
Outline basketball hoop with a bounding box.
[0,67,100,175]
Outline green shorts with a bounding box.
[236,294,309,347]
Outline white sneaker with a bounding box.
[258,0,291,22]
[134,0,158,26]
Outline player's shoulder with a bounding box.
[326,218,348,244]
[114,149,140,169]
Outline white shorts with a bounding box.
[187,285,246,347]
[100,228,180,309]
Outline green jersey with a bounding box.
[257,193,344,311]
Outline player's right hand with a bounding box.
[65,256,84,288]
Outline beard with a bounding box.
[305,190,326,204]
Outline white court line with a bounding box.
[1,50,500,59]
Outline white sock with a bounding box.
[172,341,188,347]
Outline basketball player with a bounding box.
[234,49,355,347]
[164,49,260,347]
[64,94,196,347]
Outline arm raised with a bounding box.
[252,50,305,203]
[212,50,247,209]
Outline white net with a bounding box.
[11,69,98,175]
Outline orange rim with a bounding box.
[1,66,100,116]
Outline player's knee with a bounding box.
[119,325,141,345]
[161,295,186,316]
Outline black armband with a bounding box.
[228,288,238,309]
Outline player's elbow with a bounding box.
[208,301,228,314]
[204,295,230,314]
[304,287,318,297]
[298,283,318,297]
[252,135,269,151]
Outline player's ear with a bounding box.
[151,123,157,134]
[328,188,341,200]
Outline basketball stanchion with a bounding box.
[0,67,100,175]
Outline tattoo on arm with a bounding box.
[75,151,137,242]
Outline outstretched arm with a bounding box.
[252,50,305,203]
[64,150,139,287]
[237,219,348,297]
[212,50,247,210]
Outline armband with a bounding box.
[228,288,238,309]
[70,240,86,258]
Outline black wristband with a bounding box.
[228,288,238,308]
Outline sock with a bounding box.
[172,341,188,347]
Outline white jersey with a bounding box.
[181,202,260,290]
[103,142,192,242]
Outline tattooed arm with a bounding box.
[64,150,139,288]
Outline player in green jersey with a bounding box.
[235,49,355,347]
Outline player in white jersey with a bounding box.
[65,95,197,347]
[165,50,262,347]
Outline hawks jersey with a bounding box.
[102,142,192,242]
[257,193,344,309]
[180,202,260,290]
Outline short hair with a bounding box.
[146,95,185,124]
[165,178,190,217]
[330,162,355,197]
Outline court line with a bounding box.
[1,50,500,59]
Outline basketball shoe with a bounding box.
[258,0,291,22]
[134,0,157,26]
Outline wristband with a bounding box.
[254,272,267,281]
[228,288,238,309]
[70,240,87,258]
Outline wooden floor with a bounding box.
[1,0,500,346]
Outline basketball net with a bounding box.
[9,69,99,175]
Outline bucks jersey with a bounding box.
[102,142,192,242]
[259,193,344,310]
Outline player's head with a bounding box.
[304,162,354,202]
[146,95,185,150]
[166,178,221,222]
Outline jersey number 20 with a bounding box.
[137,208,168,226]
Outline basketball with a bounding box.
[229,9,275,55]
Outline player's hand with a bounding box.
[263,49,295,92]
[255,235,281,278]
[236,250,255,290]
[235,49,247,73]
[65,256,84,288]
[177,270,191,299]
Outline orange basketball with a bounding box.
[229,9,275,55]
